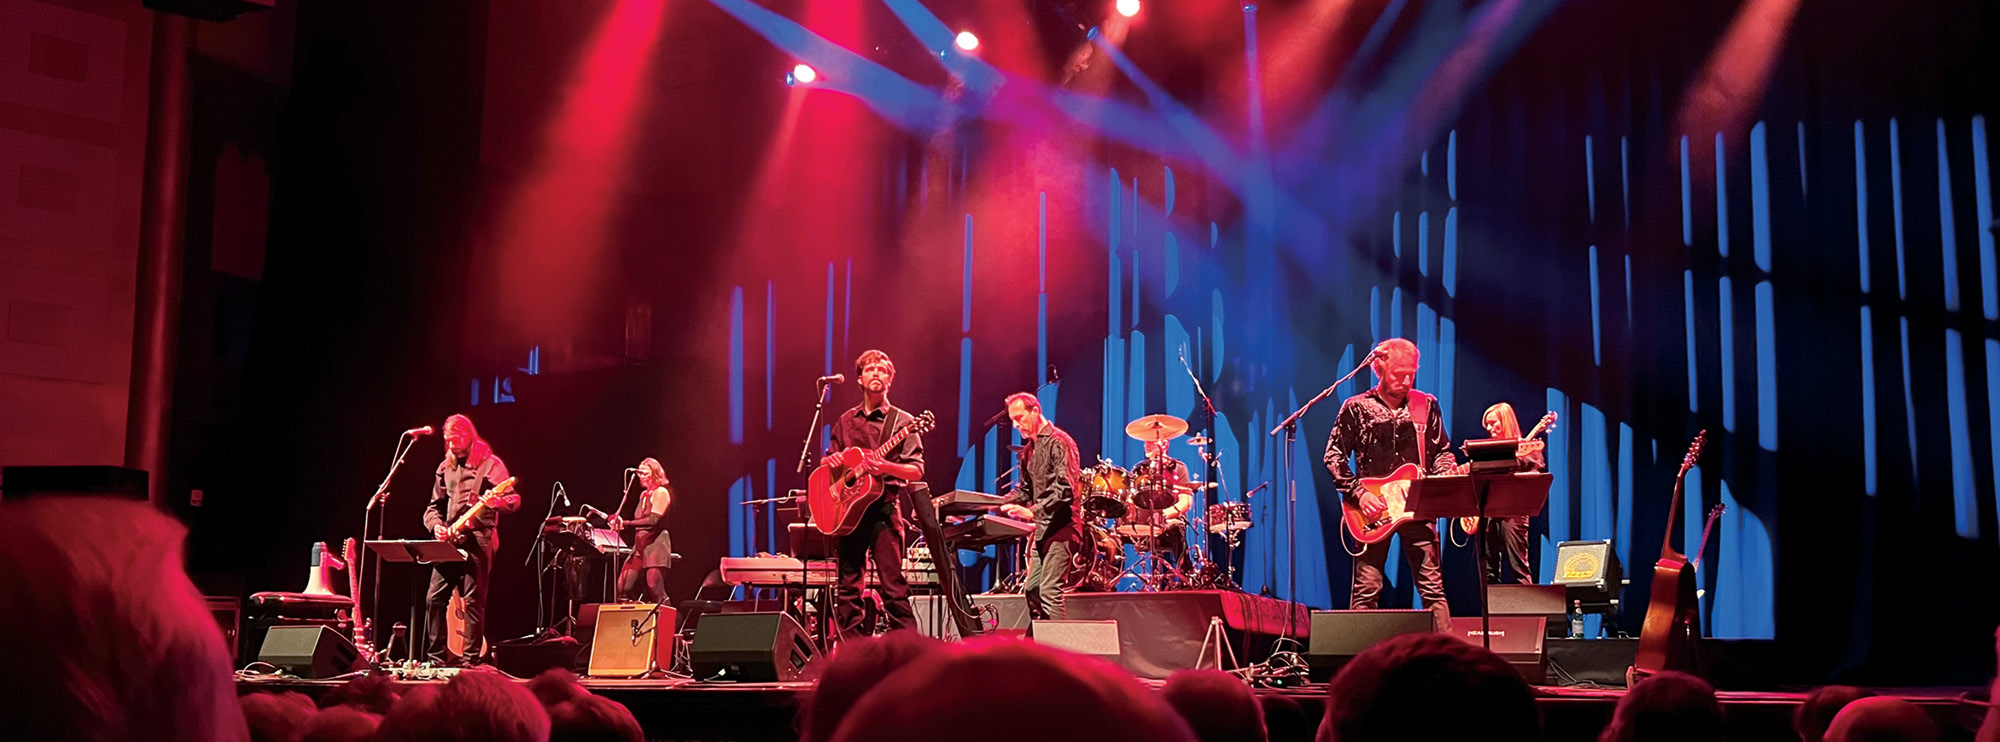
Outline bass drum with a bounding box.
[1063,523,1125,593]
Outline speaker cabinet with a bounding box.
[1030,620,1121,663]
[257,625,360,679]
[1304,610,1436,682]
[588,604,676,677]
[1488,584,1569,637]
[689,612,816,682]
[1445,616,1548,684]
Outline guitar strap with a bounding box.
[1408,390,1432,469]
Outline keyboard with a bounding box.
[718,556,937,587]
[934,489,1009,515]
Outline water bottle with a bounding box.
[1569,600,1586,639]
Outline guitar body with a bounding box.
[1630,556,1697,678]
[807,449,886,536]
[1342,463,1425,544]
[446,476,518,547]
[446,592,486,658]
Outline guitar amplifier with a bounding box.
[587,604,676,677]
[1445,616,1548,684]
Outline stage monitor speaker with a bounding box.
[690,612,815,682]
[1030,620,1121,663]
[493,638,585,678]
[1488,584,1569,637]
[1445,616,1548,684]
[1305,610,1435,682]
[588,604,676,677]
[257,625,359,679]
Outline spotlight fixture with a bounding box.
[787,64,818,85]
[1116,0,1140,18]
[955,31,980,51]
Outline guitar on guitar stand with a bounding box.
[1629,431,1725,685]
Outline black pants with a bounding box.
[424,540,491,663]
[835,502,913,637]
[1021,525,1080,620]
[1350,519,1450,624]
[1479,516,1534,585]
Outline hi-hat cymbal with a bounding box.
[1186,436,1213,446]
[1125,414,1189,442]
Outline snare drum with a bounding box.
[1205,502,1252,534]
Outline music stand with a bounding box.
[367,540,466,662]
[1408,473,1551,652]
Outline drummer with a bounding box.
[1130,438,1196,567]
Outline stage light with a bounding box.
[1116,0,1140,17]
[787,64,817,85]
[955,31,979,51]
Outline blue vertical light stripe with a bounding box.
[1891,118,1909,300]
[1444,207,1459,297]
[1039,192,1048,293]
[1971,116,1995,321]
[959,338,973,453]
[1683,466,1702,598]
[963,214,975,332]
[1212,290,1226,383]
[766,283,774,432]
[1937,119,1962,311]
[1581,404,1612,539]
[1720,277,1736,432]
[1616,424,1635,575]
[765,458,777,552]
[1622,135,1633,231]
[1393,211,1403,260]
[1986,340,2000,520]
[1126,331,1147,463]
[1543,388,1570,577]
[1751,122,1773,273]
[1166,232,1181,295]
[1438,318,1455,426]
[1716,133,1731,259]
[1856,121,1872,294]
[1417,212,1429,277]
[1755,282,1778,451]
[1589,246,1602,366]
[1681,136,1694,247]
[1686,271,1700,412]
[1712,480,1776,638]
[728,476,749,557]
[1390,287,1403,341]
[1416,302,1437,395]
[730,286,745,445]
[1862,307,1878,495]
[1131,248,1142,331]
[1585,135,1597,224]
[1899,318,1919,489]
[1370,286,1383,344]
[1798,122,1809,199]
[1625,256,1635,332]
[1946,329,1978,538]
[1448,129,1458,200]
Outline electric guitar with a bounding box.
[1340,463,1426,545]
[1461,410,1558,534]
[808,410,937,536]
[1630,431,1717,683]
[444,476,518,546]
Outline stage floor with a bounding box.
[237,674,1985,742]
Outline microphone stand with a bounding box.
[520,483,565,640]
[1179,346,1227,575]
[359,430,421,662]
[796,380,837,474]
[610,472,636,601]
[1268,350,1376,640]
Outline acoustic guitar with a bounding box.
[1629,431,1724,683]
[808,411,936,536]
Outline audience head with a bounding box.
[1259,694,1314,742]
[528,668,591,708]
[241,691,317,742]
[1162,669,1268,742]
[800,630,947,742]
[547,695,644,742]
[0,497,249,742]
[1597,670,1724,742]
[1318,632,1538,742]
[321,673,404,716]
[1824,697,1939,742]
[828,638,1195,742]
[1796,686,1874,742]
[296,706,380,742]
[374,671,550,742]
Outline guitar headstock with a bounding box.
[1530,411,1558,438]
[908,411,937,436]
[1679,431,1706,475]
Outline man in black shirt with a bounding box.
[1000,392,1083,620]
[1323,339,1453,623]
[423,413,521,664]
[822,350,924,637]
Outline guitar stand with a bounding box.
[1195,616,1239,671]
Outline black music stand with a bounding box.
[367,540,466,663]
[1408,473,1551,652]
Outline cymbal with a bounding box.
[1124,414,1189,442]
[1186,436,1213,446]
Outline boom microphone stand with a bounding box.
[1268,348,1376,639]
[359,429,423,661]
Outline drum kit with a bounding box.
[1068,413,1253,593]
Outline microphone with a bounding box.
[624,467,640,473]
[404,425,434,437]
[583,504,610,521]
[817,374,846,385]
[1244,481,1270,499]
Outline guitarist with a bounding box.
[422,413,521,665]
[822,350,923,637]
[1469,402,1548,585]
[1323,338,1454,623]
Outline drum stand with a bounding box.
[1117,527,1188,591]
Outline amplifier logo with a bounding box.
[1464,630,1508,638]
[1559,552,1601,581]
